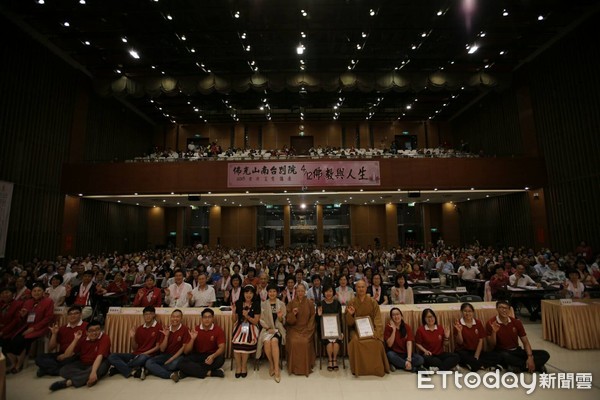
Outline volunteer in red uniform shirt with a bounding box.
[35,305,88,376]
[0,287,23,353]
[415,308,459,371]
[144,309,190,379]
[486,300,550,373]
[49,320,111,391]
[172,308,226,381]
[384,307,424,372]
[132,275,163,308]
[453,302,501,371]
[6,284,54,373]
[68,270,97,320]
[107,306,163,379]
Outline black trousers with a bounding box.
[456,349,502,371]
[178,353,225,378]
[423,352,460,371]
[496,347,550,372]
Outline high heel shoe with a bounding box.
[241,372,248,378]
[274,374,281,383]
[235,373,241,378]
[333,360,339,370]
[327,360,334,371]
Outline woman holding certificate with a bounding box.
[318,285,343,371]
[257,284,286,382]
[285,284,316,376]
[345,280,390,377]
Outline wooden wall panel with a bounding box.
[350,205,386,248]
[0,18,76,261]
[77,199,148,255]
[84,95,154,162]
[62,157,546,195]
[526,18,600,252]
[451,88,523,156]
[221,206,256,248]
[458,193,533,248]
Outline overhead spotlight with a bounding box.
[83,41,91,46]
[245,45,251,51]
[479,32,486,37]
[79,0,86,4]
[468,44,479,54]
[362,32,367,38]
[166,14,173,20]
[241,32,246,39]
[421,32,427,38]
[115,69,121,74]
[296,44,305,55]
[406,104,412,110]
[37,0,45,4]
[502,9,509,17]
[537,15,544,21]
[129,49,140,59]
[356,44,362,49]
[62,21,70,27]
[190,48,196,53]
[369,9,376,16]
[437,10,443,16]
[499,50,506,55]
[301,32,306,38]
[234,11,240,18]
[411,44,417,50]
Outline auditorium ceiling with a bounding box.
[2,0,598,123]
[84,189,526,208]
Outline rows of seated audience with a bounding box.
[0,242,597,390]
[130,142,480,162]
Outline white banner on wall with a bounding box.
[0,181,14,258]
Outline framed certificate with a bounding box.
[355,316,374,339]
[321,314,341,339]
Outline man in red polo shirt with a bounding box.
[172,308,226,381]
[107,306,163,379]
[144,309,190,379]
[486,299,550,373]
[49,320,111,391]
[35,306,88,376]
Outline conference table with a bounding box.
[96,302,505,356]
[541,299,600,350]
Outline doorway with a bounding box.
[395,135,418,150]
[290,136,314,155]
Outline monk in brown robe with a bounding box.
[346,280,390,377]
[285,284,315,376]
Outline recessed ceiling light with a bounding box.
[129,49,140,59]
[421,32,427,38]
[234,11,240,18]
[117,200,121,203]
[62,21,70,27]
[369,9,376,17]
[166,14,173,20]
[190,48,196,53]
[468,44,479,54]
[437,10,443,16]
[83,41,90,46]
[241,32,246,39]
[301,32,306,38]
[411,44,417,50]
[136,203,139,206]
[180,35,186,41]
[37,0,45,4]
[502,9,509,17]
[362,32,367,38]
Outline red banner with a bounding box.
[227,161,380,188]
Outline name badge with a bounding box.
[27,312,36,323]
[241,322,250,334]
[560,298,573,305]
[456,286,468,293]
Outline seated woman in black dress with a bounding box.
[317,285,343,370]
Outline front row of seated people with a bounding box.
[26,295,549,391]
